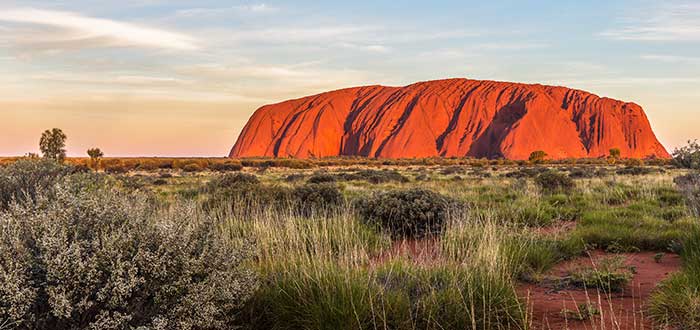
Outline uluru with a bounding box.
[229,78,669,160]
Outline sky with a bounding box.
[0,0,698,157]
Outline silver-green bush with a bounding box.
[0,175,256,330]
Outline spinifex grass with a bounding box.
[219,201,533,330]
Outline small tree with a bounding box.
[609,148,621,159]
[39,128,67,163]
[608,148,621,164]
[87,148,104,170]
[529,150,548,164]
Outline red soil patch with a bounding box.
[520,251,682,330]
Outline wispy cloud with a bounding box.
[175,4,279,17]
[641,54,700,63]
[226,26,379,43]
[336,42,390,53]
[602,3,700,41]
[0,8,197,50]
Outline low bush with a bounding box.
[207,173,260,191]
[535,170,575,194]
[504,167,549,179]
[439,166,466,175]
[339,169,409,184]
[560,303,601,321]
[357,188,455,239]
[210,160,244,172]
[567,167,609,179]
[674,173,700,217]
[182,163,203,172]
[102,159,133,174]
[284,173,306,182]
[293,183,344,216]
[0,171,256,329]
[566,256,634,292]
[0,159,73,210]
[306,173,338,184]
[616,166,655,176]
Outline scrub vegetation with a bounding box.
[1,150,698,329]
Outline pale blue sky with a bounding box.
[0,0,698,156]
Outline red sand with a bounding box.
[520,251,682,330]
[230,78,669,160]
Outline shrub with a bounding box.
[293,183,344,216]
[207,173,260,191]
[567,167,608,179]
[529,150,548,163]
[357,188,454,239]
[674,173,700,217]
[338,169,409,184]
[306,173,337,184]
[0,159,72,210]
[136,160,160,171]
[284,173,306,182]
[561,303,601,321]
[504,167,548,179]
[0,174,256,329]
[673,140,700,169]
[616,166,654,176]
[439,166,466,175]
[535,170,575,194]
[566,256,634,292]
[211,160,243,172]
[102,159,133,174]
[182,163,203,172]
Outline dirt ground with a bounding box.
[520,251,682,330]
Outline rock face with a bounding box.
[230,79,669,159]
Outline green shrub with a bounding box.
[182,163,203,172]
[529,150,548,163]
[503,167,548,179]
[616,166,655,176]
[284,173,306,182]
[0,175,256,329]
[210,160,243,172]
[535,170,575,194]
[567,167,609,179]
[293,183,344,216]
[306,173,338,184]
[560,303,601,321]
[566,256,634,292]
[206,173,260,191]
[338,169,409,184]
[357,188,454,239]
